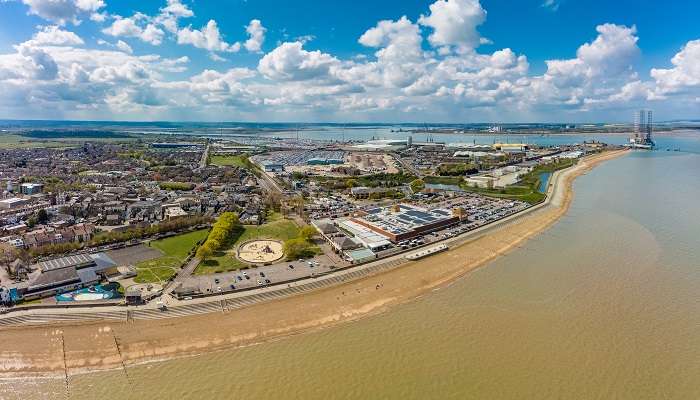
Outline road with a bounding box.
[198,141,210,169]
[257,169,285,195]
[165,256,201,295]
[394,153,421,177]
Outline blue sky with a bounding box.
[0,0,698,122]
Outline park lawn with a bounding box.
[210,154,254,169]
[460,181,547,204]
[134,229,209,283]
[194,216,319,275]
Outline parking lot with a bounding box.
[176,254,339,297]
[364,193,530,257]
[176,191,531,299]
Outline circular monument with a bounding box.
[237,240,285,264]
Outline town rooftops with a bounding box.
[312,220,338,235]
[0,197,28,207]
[332,236,361,250]
[28,267,80,291]
[34,252,117,272]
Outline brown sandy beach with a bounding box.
[0,149,627,378]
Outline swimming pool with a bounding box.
[56,284,120,302]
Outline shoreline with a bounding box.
[0,149,627,378]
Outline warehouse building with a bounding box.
[350,204,460,242]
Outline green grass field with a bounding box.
[135,229,209,283]
[194,213,319,275]
[210,154,254,169]
[0,133,136,149]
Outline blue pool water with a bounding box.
[55,284,120,302]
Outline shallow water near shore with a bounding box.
[3,145,700,399]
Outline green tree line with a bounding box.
[196,212,241,260]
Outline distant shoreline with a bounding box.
[0,149,628,379]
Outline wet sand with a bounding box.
[0,150,627,378]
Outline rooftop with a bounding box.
[35,252,117,272]
[356,204,455,236]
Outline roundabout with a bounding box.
[237,239,285,264]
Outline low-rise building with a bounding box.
[0,197,29,210]
[20,183,43,195]
[349,204,460,243]
[20,253,118,300]
[263,163,285,172]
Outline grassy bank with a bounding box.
[459,158,577,204]
[135,229,209,283]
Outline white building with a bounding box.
[0,197,29,210]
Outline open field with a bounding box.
[210,154,256,169]
[135,229,209,283]
[0,132,137,148]
[195,213,319,274]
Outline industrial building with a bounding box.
[263,163,285,172]
[350,204,461,242]
[0,197,29,210]
[151,142,203,149]
[306,157,344,165]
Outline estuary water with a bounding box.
[3,136,700,399]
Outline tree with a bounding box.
[410,179,425,193]
[199,212,240,253]
[284,238,315,260]
[36,208,48,224]
[299,226,317,241]
[196,244,214,261]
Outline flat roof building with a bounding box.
[263,163,285,172]
[20,183,43,195]
[0,197,29,210]
[22,253,118,300]
[151,142,202,149]
[350,204,460,242]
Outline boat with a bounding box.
[405,244,449,260]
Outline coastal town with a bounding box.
[0,129,611,317]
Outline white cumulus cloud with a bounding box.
[177,20,240,52]
[244,19,266,53]
[258,41,339,81]
[418,0,487,53]
[651,39,700,95]
[21,0,105,25]
[102,15,165,46]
